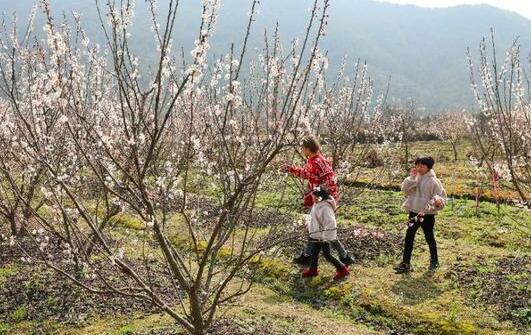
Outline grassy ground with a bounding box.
[1,140,529,335]
[250,187,530,335]
[2,187,528,334]
[349,140,522,202]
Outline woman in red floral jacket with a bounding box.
[285,137,354,266]
[286,145,340,208]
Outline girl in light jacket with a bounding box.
[395,156,447,274]
[302,186,350,281]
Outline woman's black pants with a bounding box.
[402,212,438,264]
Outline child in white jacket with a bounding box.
[395,156,447,274]
[302,186,350,281]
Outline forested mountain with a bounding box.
[2,0,531,111]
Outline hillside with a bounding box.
[2,0,531,111]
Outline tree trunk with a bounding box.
[404,141,410,172]
[332,146,338,171]
[508,163,528,204]
[9,212,17,236]
[19,204,33,236]
[452,142,458,161]
[189,288,206,335]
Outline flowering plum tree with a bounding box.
[0,0,334,333]
[467,31,531,203]
[430,110,470,161]
[316,59,386,181]
[381,99,418,172]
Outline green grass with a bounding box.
[0,263,19,285]
[2,140,529,334]
[10,306,28,322]
[57,313,174,335]
[336,187,530,253]
[110,213,145,230]
[349,140,524,202]
[247,183,529,334]
[0,322,10,335]
[65,186,530,334]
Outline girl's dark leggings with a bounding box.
[304,239,347,258]
[402,212,438,264]
[309,239,344,270]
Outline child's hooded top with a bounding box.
[401,170,447,215]
[307,197,338,241]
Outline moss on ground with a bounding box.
[0,263,19,285]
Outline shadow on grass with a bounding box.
[390,271,443,305]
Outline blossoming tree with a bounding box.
[430,110,470,161]
[467,31,531,203]
[0,0,335,333]
[316,59,386,181]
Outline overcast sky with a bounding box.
[377,1,531,19]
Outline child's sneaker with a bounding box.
[340,254,355,266]
[293,253,311,266]
[429,260,439,271]
[394,262,413,274]
[333,266,350,281]
[302,268,319,278]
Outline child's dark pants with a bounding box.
[309,238,344,270]
[402,212,438,264]
[304,239,347,258]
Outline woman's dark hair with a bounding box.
[414,156,435,170]
[312,185,331,200]
[301,137,320,153]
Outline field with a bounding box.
[1,140,529,335]
[349,141,522,203]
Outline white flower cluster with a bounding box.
[467,34,530,198]
[146,215,155,228]
[33,228,50,252]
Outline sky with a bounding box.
[377,0,531,19]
